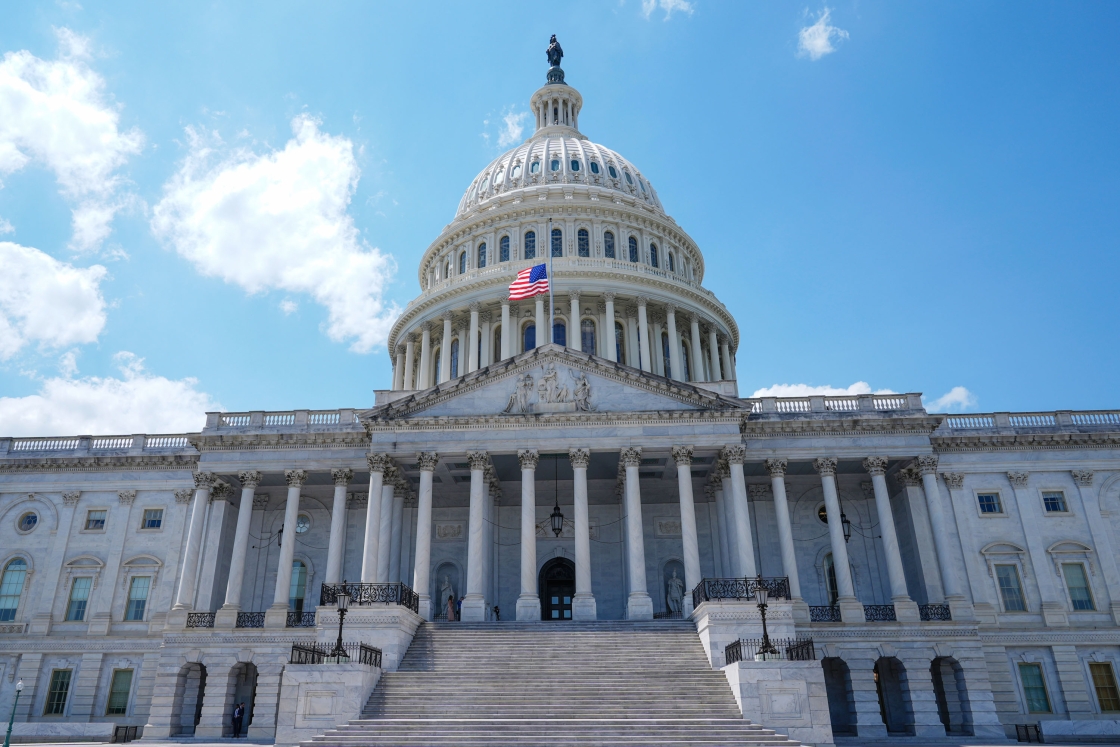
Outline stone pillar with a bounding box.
[765,459,802,600]
[389,483,405,582]
[1071,471,1120,624]
[863,457,920,622]
[604,292,617,362]
[376,476,395,583]
[665,305,683,381]
[814,458,863,623]
[636,297,652,371]
[245,663,283,740]
[846,657,888,738]
[321,469,351,585]
[707,484,730,576]
[393,346,405,391]
[68,652,104,721]
[570,448,596,619]
[403,336,416,389]
[621,447,653,619]
[672,446,701,614]
[195,660,237,738]
[534,295,546,348]
[723,445,756,577]
[708,326,722,381]
[650,314,664,376]
[689,315,706,382]
[917,455,975,622]
[218,471,260,622]
[461,451,489,621]
[361,454,388,582]
[467,302,480,372]
[500,299,511,360]
[516,449,541,620]
[569,292,580,350]
[266,469,306,626]
[413,452,438,620]
[418,322,432,389]
[174,472,214,610]
[720,337,733,379]
[899,652,956,737]
[480,311,492,367]
[440,312,453,382]
[717,461,738,576]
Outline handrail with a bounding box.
[320,582,420,614]
[691,577,790,608]
[290,642,381,668]
[726,637,816,664]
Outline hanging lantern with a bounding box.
[841,512,852,543]
[550,497,564,537]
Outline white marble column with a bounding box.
[266,469,306,626]
[723,446,756,577]
[621,447,653,619]
[323,469,351,585]
[500,299,511,360]
[569,292,580,350]
[651,314,665,376]
[707,484,730,576]
[174,472,214,610]
[865,457,920,621]
[440,312,453,383]
[413,453,438,620]
[918,455,974,621]
[418,322,432,389]
[689,315,706,382]
[720,336,733,380]
[402,336,416,389]
[392,346,405,390]
[467,302,480,372]
[361,454,387,582]
[764,460,802,600]
[461,451,489,621]
[516,449,540,620]
[376,473,395,583]
[604,292,617,362]
[665,305,683,381]
[708,326,722,381]
[534,295,546,348]
[636,297,652,372]
[626,308,639,366]
[219,471,259,618]
[717,461,738,576]
[672,446,701,614]
[389,483,405,583]
[814,457,863,623]
[570,448,596,619]
[480,311,492,367]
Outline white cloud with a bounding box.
[498,109,530,147]
[58,349,79,377]
[279,299,298,315]
[0,241,107,359]
[926,386,978,413]
[750,381,897,398]
[798,8,848,60]
[0,28,144,252]
[0,217,12,234]
[151,115,399,353]
[642,0,694,20]
[0,352,219,437]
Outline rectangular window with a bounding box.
[996,564,1026,612]
[1042,491,1068,512]
[84,509,106,530]
[1063,563,1095,611]
[44,669,72,715]
[141,508,163,529]
[1089,661,1120,713]
[105,669,133,715]
[66,577,92,621]
[126,577,149,621]
[977,492,1003,514]
[1018,663,1051,713]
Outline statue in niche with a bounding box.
[571,370,594,411]
[666,569,685,615]
[503,372,536,414]
[538,364,569,403]
[546,35,563,68]
[440,575,455,608]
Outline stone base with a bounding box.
[417,594,432,622]
[790,599,811,624]
[164,607,190,631]
[946,596,977,623]
[1109,602,1120,626]
[1040,719,1120,743]
[214,606,239,629]
[626,592,653,620]
[892,598,921,623]
[86,611,111,636]
[723,659,834,746]
[316,605,423,672]
[572,593,597,621]
[26,613,52,636]
[1041,601,1070,627]
[837,597,864,624]
[9,722,117,743]
[692,600,797,668]
[274,663,381,746]
[460,594,487,622]
[516,595,542,621]
[265,604,290,629]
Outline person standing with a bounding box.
[446,594,455,621]
[231,702,245,738]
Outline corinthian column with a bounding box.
[672,446,701,614]
[219,471,260,621]
[621,447,653,619]
[362,454,388,582]
[570,448,596,619]
[516,449,540,620]
[864,457,919,622]
[500,299,511,360]
[814,457,863,623]
[418,322,432,389]
[636,297,652,372]
[918,455,978,622]
[689,315,705,382]
[665,305,683,381]
[376,470,395,583]
[413,452,438,620]
[708,326,722,381]
[603,293,617,362]
[393,346,405,390]
[266,469,306,627]
[467,302,480,372]
[722,445,756,577]
[174,472,214,610]
[403,336,416,389]
[324,469,351,584]
[461,451,489,621]
[765,459,801,600]
[440,312,453,383]
[569,292,581,350]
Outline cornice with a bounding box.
[190,432,370,453]
[741,415,941,439]
[932,431,1120,452]
[366,409,745,434]
[0,454,199,473]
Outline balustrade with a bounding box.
[320,582,420,614]
[808,605,841,622]
[289,642,381,668]
[725,637,816,664]
[863,604,897,622]
[185,612,215,628]
[691,577,790,608]
[918,603,952,621]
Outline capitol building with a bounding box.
[1,43,1119,747]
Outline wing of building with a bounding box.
[2,45,1120,747]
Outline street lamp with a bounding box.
[755,576,779,659]
[841,511,852,543]
[3,679,23,747]
[330,586,350,662]
[550,496,564,537]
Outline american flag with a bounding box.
[508,263,549,300]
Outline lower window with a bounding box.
[1018,663,1051,713]
[45,669,72,715]
[106,669,133,715]
[1089,661,1120,713]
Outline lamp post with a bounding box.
[3,679,23,747]
[330,587,350,661]
[755,576,779,659]
[550,456,564,537]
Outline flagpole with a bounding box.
[548,217,554,346]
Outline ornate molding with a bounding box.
[748,484,771,499]
[1071,469,1094,487]
[367,453,390,473]
[174,489,193,504]
[118,490,136,505]
[568,447,590,469]
[517,449,539,470]
[713,459,730,481]
[331,468,353,486]
[764,458,787,478]
[897,467,923,487]
[721,445,746,465]
[253,494,270,509]
[863,456,888,476]
[239,470,262,489]
[193,472,216,489]
[813,457,838,477]
[917,454,939,476]
[210,482,233,503]
[620,447,643,468]
[62,491,81,505]
[671,445,693,466]
[345,492,366,509]
[467,451,489,471]
[1007,471,1030,488]
[941,473,965,490]
[417,452,440,471]
[285,469,308,487]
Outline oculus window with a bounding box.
[570,159,580,171]
[530,161,540,174]
[608,165,618,178]
[589,161,600,174]
[18,512,37,532]
[550,159,560,171]
[512,164,522,178]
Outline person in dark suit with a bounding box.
[231,702,245,738]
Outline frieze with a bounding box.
[655,519,681,537]
[0,454,199,473]
[434,523,464,540]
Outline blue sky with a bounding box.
[1,1,1118,436]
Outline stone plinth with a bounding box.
[9,722,117,743]
[316,604,422,672]
[723,659,834,746]
[692,600,797,668]
[274,663,381,746]
[1040,719,1120,743]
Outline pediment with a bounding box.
[365,344,746,421]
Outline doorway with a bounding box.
[539,558,575,621]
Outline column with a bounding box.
[722,446,756,577]
[717,461,739,576]
[461,451,489,621]
[689,315,706,382]
[480,311,492,367]
[376,473,395,583]
[814,457,863,622]
[569,292,580,349]
[672,446,701,614]
[665,305,683,381]
[765,459,802,600]
[570,448,597,619]
[720,336,733,380]
[708,484,730,576]
[1071,471,1120,624]
[636,297,652,371]
[500,299,511,360]
[440,312,453,383]
[847,657,889,738]
[322,469,351,584]
[864,457,919,621]
[467,302,480,372]
[457,325,468,369]
[418,322,432,389]
[403,336,416,389]
[218,471,260,620]
[917,455,974,621]
[266,469,305,626]
[625,308,639,366]
[621,447,653,619]
[603,292,617,362]
[597,302,608,358]
[173,472,214,610]
[361,454,388,582]
[708,326,722,381]
[516,450,541,620]
[651,315,665,376]
[389,483,405,582]
[393,346,405,391]
[413,453,438,620]
[534,295,546,347]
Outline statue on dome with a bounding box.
[546,35,563,68]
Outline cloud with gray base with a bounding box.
[798,8,848,61]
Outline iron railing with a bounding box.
[653,610,683,620]
[185,612,215,628]
[289,642,381,668]
[809,605,841,622]
[691,577,790,608]
[725,637,816,664]
[1015,724,1042,743]
[236,611,265,628]
[286,611,316,627]
[919,603,952,621]
[320,582,420,614]
[864,604,897,622]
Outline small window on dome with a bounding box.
[577,229,589,257]
[649,243,659,268]
[604,231,616,259]
[590,161,600,174]
[524,230,536,259]
[478,242,487,268]
[624,171,633,185]
[467,185,477,202]
[512,163,522,178]
[550,159,560,172]
[639,179,646,193]
[608,165,618,179]
[459,251,466,274]
[495,169,504,185]
[499,236,510,262]
[570,159,580,171]
[667,252,675,272]
[480,176,489,191]
[628,236,639,262]
[530,161,540,174]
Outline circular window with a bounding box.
[17,512,38,533]
[570,159,580,171]
[530,161,540,174]
[624,171,633,185]
[550,159,560,171]
[817,505,829,524]
[295,514,311,534]
[590,161,600,174]
[512,163,522,178]
[608,165,618,179]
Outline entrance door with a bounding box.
[539,558,575,621]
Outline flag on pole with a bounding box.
[508,263,549,300]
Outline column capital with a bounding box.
[720,445,746,465]
[764,458,787,478]
[118,490,137,505]
[603,292,616,303]
[718,334,729,345]
[285,469,308,487]
[239,470,262,488]
[1007,471,1029,488]
[568,290,580,302]
[568,447,590,468]
[897,466,923,487]
[517,449,539,470]
[713,459,730,481]
[636,295,649,307]
[862,456,888,476]
[664,302,677,315]
[331,468,353,486]
[916,454,939,475]
[417,452,440,471]
[748,484,771,500]
[1072,469,1094,487]
[941,472,965,490]
[173,489,192,504]
[480,311,492,323]
[501,296,511,306]
[467,450,489,471]
[442,310,455,321]
[690,313,701,325]
[625,306,637,319]
[210,482,233,503]
[193,471,216,489]
[253,493,271,509]
[620,446,643,467]
[469,301,481,312]
[396,345,406,357]
[421,321,432,332]
[61,490,81,505]
[671,445,693,466]
[813,457,838,477]
[367,453,390,473]
[596,301,606,313]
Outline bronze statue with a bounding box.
[546,35,563,68]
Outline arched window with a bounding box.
[649,243,659,268]
[444,259,451,279]
[499,236,510,262]
[553,322,566,346]
[511,163,522,178]
[551,228,563,257]
[661,332,672,379]
[577,229,589,257]
[604,231,616,259]
[570,159,580,171]
[824,554,839,606]
[289,561,307,613]
[581,319,596,355]
[550,158,560,172]
[615,322,627,366]
[524,323,536,351]
[433,346,441,381]
[590,161,600,174]
[459,251,467,274]
[450,339,460,378]
[530,160,540,174]
[524,231,536,259]
[667,252,675,272]
[608,165,618,179]
[0,558,28,621]
[478,242,487,268]
[628,236,639,262]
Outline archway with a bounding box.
[226,662,258,736]
[539,557,575,621]
[874,657,911,734]
[931,656,972,735]
[821,658,855,735]
[169,663,206,736]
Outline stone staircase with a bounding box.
[302,620,800,746]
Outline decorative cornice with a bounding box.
[741,415,941,439]
[764,458,787,478]
[239,470,262,489]
[941,473,965,490]
[417,452,440,471]
[671,445,693,466]
[285,469,308,487]
[568,447,590,469]
[518,449,540,470]
[620,446,643,468]
[1007,471,1030,488]
[331,468,353,486]
[813,457,838,477]
[863,456,888,476]
[117,490,137,505]
[0,453,199,473]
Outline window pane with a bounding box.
[1062,563,1094,610]
[450,339,459,378]
[580,320,595,355]
[478,242,486,268]
[603,232,615,259]
[106,670,133,715]
[996,565,1026,611]
[1089,662,1120,712]
[552,322,565,346]
[0,559,28,622]
[499,236,510,262]
[126,577,150,620]
[524,323,536,351]
[649,244,658,268]
[85,510,106,530]
[1018,663,1051,713]
[590,161,599,174]
[824,554,838,605]
[289,562,307,612]
[614,323,625,366]
[45,670,72,715]
[524,231,536,259]
[67,577,92,621]
[628,237,638,262]
[662,333,672,378]
[143,509,163,529]
[1043,491,1068,512]
[977,493,1003,514]
[551,228,562,257]
[577,229,589,257]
